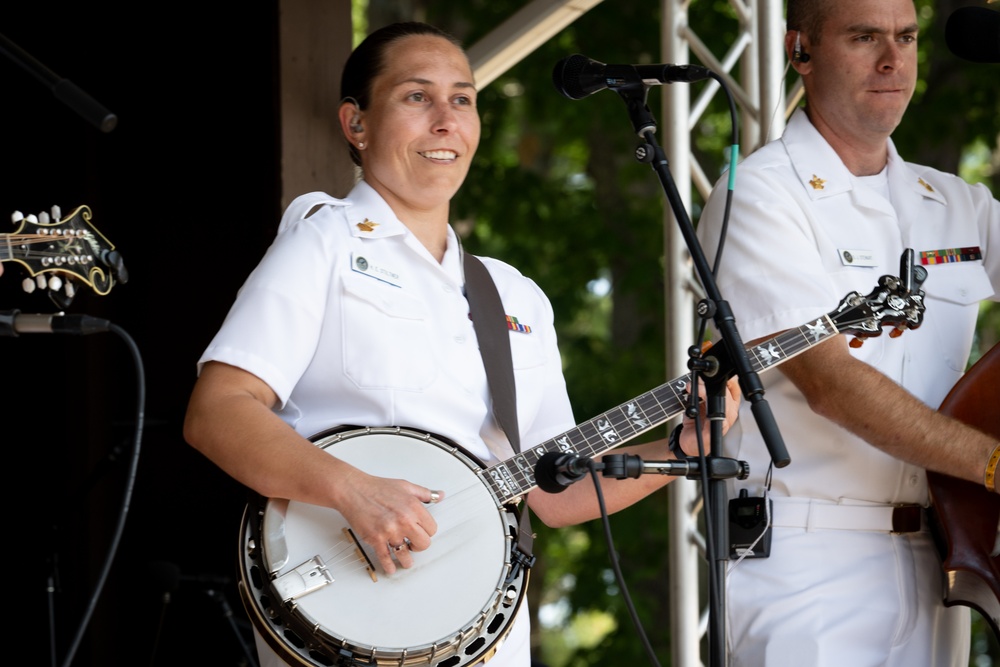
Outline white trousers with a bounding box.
[725,523,970,667]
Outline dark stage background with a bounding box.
[3,4,286,665]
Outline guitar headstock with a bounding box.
[828,249,927,347]
[3,205,128,307]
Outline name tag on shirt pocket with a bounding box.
[838,248,878,267]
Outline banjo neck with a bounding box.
[481,259,929,504]
[481,318,827,504]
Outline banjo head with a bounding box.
[238,427,529,666]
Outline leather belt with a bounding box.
[770,498,925,534]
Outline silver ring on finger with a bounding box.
[389,537,410,553]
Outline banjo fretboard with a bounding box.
[481,309,864,503]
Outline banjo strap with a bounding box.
[463,253,535,558]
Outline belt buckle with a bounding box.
[891,505,922,533]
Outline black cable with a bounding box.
[58,322,144,667]
[585,461,663,667]
[706,69,741,280]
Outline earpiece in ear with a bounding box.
[349,116,363,133]
[793,32,811,63]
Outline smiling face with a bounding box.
[794,0,918,173]
[355,34,480,220]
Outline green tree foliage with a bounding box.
[406,1,998,664]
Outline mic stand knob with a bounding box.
[634,143,655,163]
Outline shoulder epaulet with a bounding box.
[278,192,346,235]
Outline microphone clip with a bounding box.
[601,453,749,481]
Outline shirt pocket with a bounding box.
[924,262,994,306]
[341,271,437,390]
[508,327,546,371]
[922,263,993,373]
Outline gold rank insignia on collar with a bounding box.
[918,177,935,193]
[357,218,379,232]
[809,174,826,190]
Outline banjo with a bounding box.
[237,269,926,667]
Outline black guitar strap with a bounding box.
[463,253,535,558]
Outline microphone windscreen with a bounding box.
[552,54,600,100]
[534,451,570,494]
[945,6,1000,63]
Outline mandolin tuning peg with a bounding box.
[102,250,129,283]
[48,275,63,293]
[48,286,75,310]
[38,210,50,225]
[11,210,24,224]
[22,277,36,293]
[50,205,62,221]
[889,328,904,339]
[849,337,865,349]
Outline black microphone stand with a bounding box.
[610,81,791,667]
[0,31,117,132]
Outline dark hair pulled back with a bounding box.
[341,22,464,166]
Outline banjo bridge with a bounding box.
[344,526,379,583]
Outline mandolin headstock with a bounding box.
[3,204,128,308]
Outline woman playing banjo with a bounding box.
[183,21,738,667]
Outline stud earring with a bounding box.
[358,141,365,149]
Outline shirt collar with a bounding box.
[345,180,409,238]
[783,109,854,200]
[783,108,947,207]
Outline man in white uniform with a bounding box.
[695,0,999,665]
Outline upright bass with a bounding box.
[928,342,1000,639]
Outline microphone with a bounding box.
[553,54,713,100]
[535,451,596,493]
[0,310,111,337]
[945,6,1000,63]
